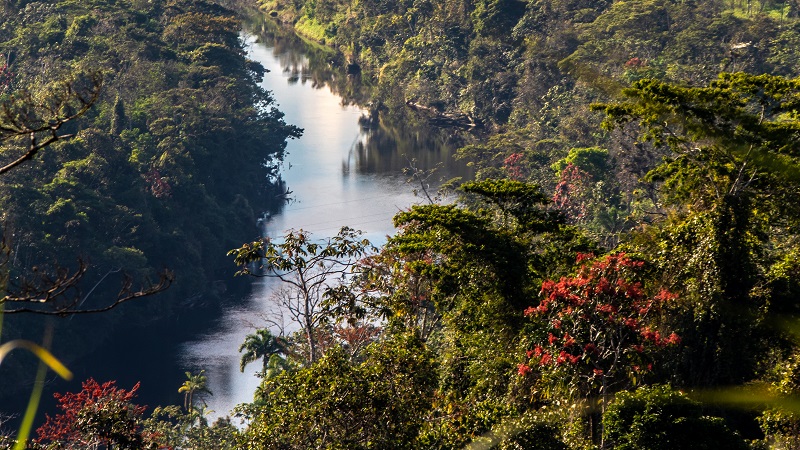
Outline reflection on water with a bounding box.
[241,14,371,106]
[351,120,468,176]
[177,19,473,420]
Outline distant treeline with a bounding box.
[264,0,800,126]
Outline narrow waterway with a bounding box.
[175,20,472,419]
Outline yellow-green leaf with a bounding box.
[0,340,73,380]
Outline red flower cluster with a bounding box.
[144,167,172,199]
[36,378,155,448]
[503,152,526,180]
[556,350,580,365]
[0,62,12,92]
[596,303,618,314]
[563,332,576,347]
[519,253,681,392]
[625,57,644,67]
[640,327,682,346]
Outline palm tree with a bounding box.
[238,328,288,376]
[178,370,212,412]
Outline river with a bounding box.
[160,19,471,420]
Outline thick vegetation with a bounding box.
[229,0,800,447]
[4,0,800,448]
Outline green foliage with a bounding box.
[759,356,800,448]
[603,385,750,450]
[146,406,240,450]
[551,147,610,180]
[230,226,372,276]
[391,203,531,314]
[241,333,436,449]
[594,73,800,200]
[494,413,568,450]
[471,0,526,37]
[459,178,554,232]
[763,247,800,317]
[455,128,559,184]
[295,16,332,44]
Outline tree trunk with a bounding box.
[306,310,317,363]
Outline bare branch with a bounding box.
[0,71,103,175]
[403,156,443,204]
[229,227,374,363]
[2,261,87,309]
[2,268,174,316]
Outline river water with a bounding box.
[171,20,471,420]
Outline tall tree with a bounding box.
[229,227,373,363]
[178,370,212,414]
[241,334,436,450]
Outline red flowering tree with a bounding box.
[519,253,680,402]
[36,378,163,449]
[144,166,172,199]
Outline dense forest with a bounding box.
[2,0,800,448]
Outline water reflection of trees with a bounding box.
[348,118,474,180]
[242,13,475,181]
[243,14,371,106]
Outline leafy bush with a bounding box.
[603,385,750,450]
